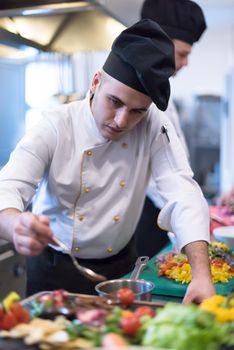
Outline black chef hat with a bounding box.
[103,19,175,111]
[141,0,207,45]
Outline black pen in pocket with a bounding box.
[161,125,170,143]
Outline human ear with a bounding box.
[91,71,102,93]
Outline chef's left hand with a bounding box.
[182,277,216,304]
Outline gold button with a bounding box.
[121,142,128,149]
[75,247,80,252]
[113,215,120,222]
[86,150,93,156]
[79,215,85,221]
[106,247,113,253]
[84,187,90,193]
[120,180,126,188]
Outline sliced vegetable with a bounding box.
[3,291,20,312]
[157,241,234,284]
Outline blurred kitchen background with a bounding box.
[0,0,233,297]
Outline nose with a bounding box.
[114,108,129,129]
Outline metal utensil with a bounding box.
[95,256,155,301]
[52,238,107,282]
[130,256,149,279]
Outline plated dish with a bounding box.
[0,290,233,350]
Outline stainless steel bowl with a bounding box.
[95,278,155,301]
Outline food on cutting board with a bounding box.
[156,241,234,284]
[0,290,233,350]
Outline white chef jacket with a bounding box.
[0,96,210,258]
[147,99,189,209]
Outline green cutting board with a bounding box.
[125,246,234,298]
[141,258,234,297]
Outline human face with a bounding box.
[90,71,152,141]
[173,39,192,75]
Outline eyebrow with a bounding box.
[108,94,149,112]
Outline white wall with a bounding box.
[172,23,234,100]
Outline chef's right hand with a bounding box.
[12,212,55,256]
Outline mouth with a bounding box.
[106,125,124,134]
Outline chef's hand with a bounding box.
[182,240,216,304]
[182,277,215,304]
[12,212,55,256]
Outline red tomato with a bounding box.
[1,312,17,330]
[120,315,141,336]
[134,306,155,318]
[10,304,30,324]
[212,259,224,268]
[0,306,4,320]
[116,288,135,305]
[17,308,30,323]
[10,303,24,321]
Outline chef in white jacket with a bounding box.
[0,19,215,302]
[135,0,207,256]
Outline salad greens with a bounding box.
[143,303,233,350]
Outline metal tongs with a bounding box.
[53,237,107,282]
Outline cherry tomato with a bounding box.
[10,304,30,323]
[0,306,4,320]
[116,288,135,305]
[17,308,30,323]
[120,315,141,336]
[134,306,155,318]
[10,303,24,320]
[1,312,17,330]
[0,318,4,330]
